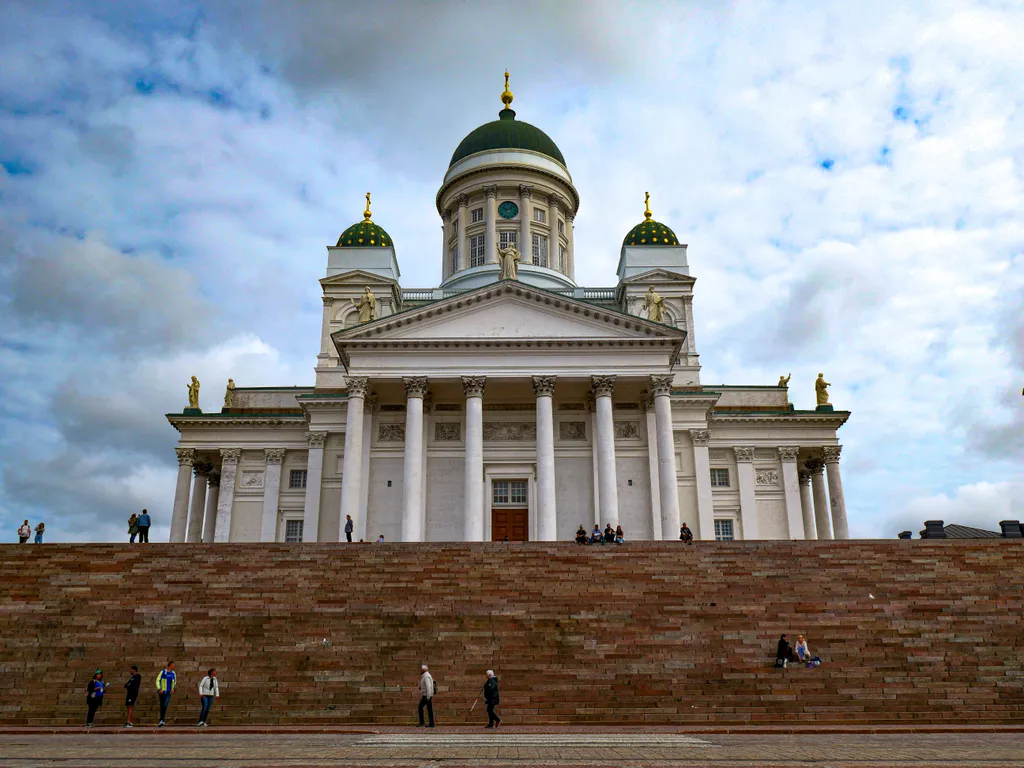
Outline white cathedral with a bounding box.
[167,75,850,545]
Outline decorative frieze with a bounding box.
[754,448,777,461]
[734,446,756,463]
[483,422,536,441]
[241,472,264,489]
[379,424,406,442]
[434,422,461,441]
[403,376,429,399]
[307,432,328,449]
[690,429,711,447]
[823,445,843,464]
[559,421,586,441]
[462,375,486,398]
[532,375,556,397]
[614,421,640,439]
[755,469,780,486]
[591,375,616,398]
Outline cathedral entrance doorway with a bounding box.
[491,479,529,541]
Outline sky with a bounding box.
[1,0,1022,542]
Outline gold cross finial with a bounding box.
[363,192,372,222]
[501,70,514,110]
[644,191,652,221]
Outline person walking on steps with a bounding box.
[136,509,151,543]
[198,669,219,726]
[18,520,30,543]
[156,661,176,726]
[483,670,501,729]
[344,515,354,542]
[123,665,141,727]
[417,664,435,727]
[85,670,106,727]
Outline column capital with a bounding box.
[778,446,800,462]
[733,446,756,463]
[322,295,333,307]
[462,375,486,398]
[441,208,452,221]
[484,185,498,199]
[798,470,812,486]
[193,461,214,477]
[565,210,575,222]
[547,193,563,208]
[457,193,469,208]
[345,376,369,399]
[423,391,434,413]
[590,375,616,398]
[176,447,196,466]
[805,458,825,474]
[207,471,221,488]
[822,445,843,464]
[264,448,286,465]
[220,447,241,465]
[641,390,654,412]
[518,184,533,199]
[307,431,328,448]
[585,391,596,412]
[532,375,556,397]
[689,429,711,446]
[404,376,429,399]
[649,374,674,396]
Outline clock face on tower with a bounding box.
[498,201,519,219]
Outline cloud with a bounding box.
[884,481,1024,538]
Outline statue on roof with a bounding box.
[187,376,200,410]
[642,286,666,323]
[815,373,831,406]
[351,286,377,323]
[778,373,791,387]
[497,242,521,281]
[224,378,235,408]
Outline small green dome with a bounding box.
[336,192,393,248]
[450,108,566,168]
[622,219,680,247]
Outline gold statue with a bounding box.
[815,372,831,406]
[351,286,377,323]
[187,376,200,410]
[778,373,791,387]
[497,242,521,280]
[224,378,235,408]
[641,285,666,323]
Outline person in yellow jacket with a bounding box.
[155,661,176,726]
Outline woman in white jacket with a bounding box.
[198,669,219,727]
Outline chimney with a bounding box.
[897,531,912,540]
[998,520,1022,538]
[920,520,946,539]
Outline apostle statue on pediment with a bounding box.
[642,286,666,323]
[351,286,377,323]
[497,243,521,281]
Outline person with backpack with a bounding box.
[155,661,176,726]
[123,665,141,727]
[482,670,501,729]
[197,669,219,726]
[17,520,31,543]
[85,670,106,727]
[128,514,140,544]
[417,664,435,727]
[136,509,151,543]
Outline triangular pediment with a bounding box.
[620,268,695,285]
[336,281,685,342]
[320,269,399,288]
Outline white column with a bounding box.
[441,209,452,279]
[303,432,327,543]
[186,461,211,543]
[359,395,376,542]
[214,449,240,542]
[533,375,557,541]
[734,447,759,540]
[319,296,334,362]
[170,448,195,543]
[547,194,560,270]
[798,469,816,540]
[591,375,619,527]
[778,447,805,540]
[807,459,832,540]
[201,473,220,543]
[519,185,532,264]
[644,393,662,540]
[565,212,575,281]
[650,375,680,540]
[690,430,714,540]
[589,397,601,526]
[485,186,498,264]
[260,449,285,542]
[457,195,469,271]
[421,393,431,538]
[340,377,368,541]
[824,446,849,540]
[402,376,428,542]
[463,376,486,541]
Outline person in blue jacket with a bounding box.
[156,661,176,726]
[85,670,106,727]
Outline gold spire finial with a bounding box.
[501,70,514,110]
[643,191,652,221]
[363,192,372,222]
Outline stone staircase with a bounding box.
[1,541,1022,726]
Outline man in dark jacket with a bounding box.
[124,665,141,727]
[344,515,354,542]
[483,670,501,728]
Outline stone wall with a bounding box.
[1,541,1022,726]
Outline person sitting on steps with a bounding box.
[575,526,588,545]
[615,525,625,544]
[590,525,602,544]
[603,524,615,544]
[795,635,811,662]
[776,633,797,668]
[679,523,694,544]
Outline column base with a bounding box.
[815,404,834,412]
[183,408,202,415]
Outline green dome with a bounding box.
[449,108,566,168]
[336,221,392,248]
[623,219,680,247]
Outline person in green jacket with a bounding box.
[155,661,176,726]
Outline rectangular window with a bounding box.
[710,468,730,488]
[289,469,307,489]
[471,207,484,223]
[559,245,567,272]
[499,230,517,250]
[452,218,458,234]
[492,479,527,505]
[533,208,546,223]
[531,233,549,267]
[450,246,458,274]
[285,520,304,543]
[558,219,565,234]
[714,519,734,541]
[470,235,486,267]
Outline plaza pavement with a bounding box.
[0,726,1021,767]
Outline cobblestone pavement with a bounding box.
[0,730,1022,767]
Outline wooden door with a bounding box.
[491,509,529,541]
